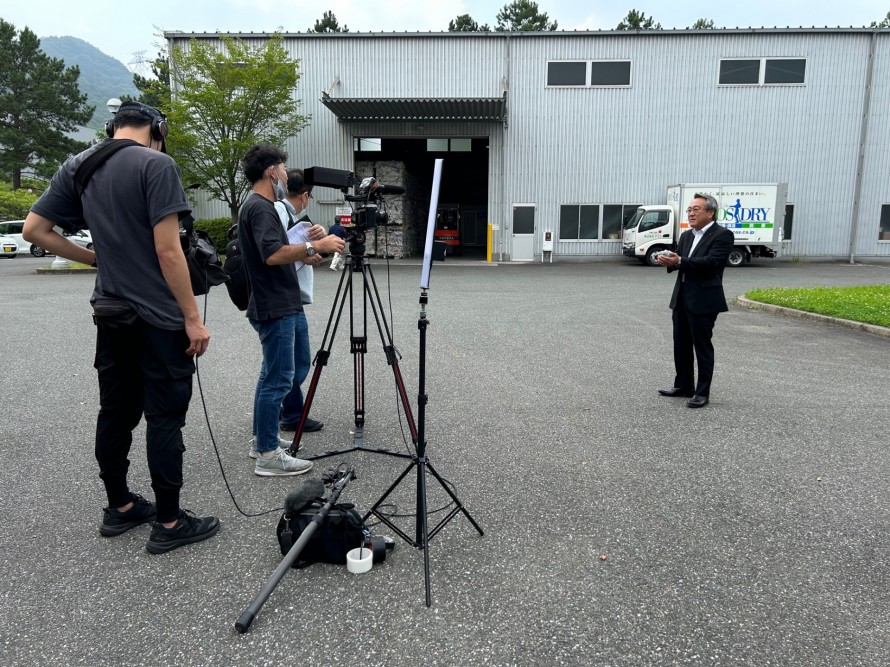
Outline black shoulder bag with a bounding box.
[276,502,367,568]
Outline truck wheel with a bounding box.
[645,247,664,266]
[727,248,746,267]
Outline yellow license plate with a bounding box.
[2,245,15,252]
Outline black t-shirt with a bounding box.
[30,140,191,329]
[238,192,303,320]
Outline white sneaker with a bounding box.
[254,448,313,477]
[248,436,300,459]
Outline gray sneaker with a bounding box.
[248,436,300,459]
[254,448,313,477]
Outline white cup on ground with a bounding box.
[346,547,373,574]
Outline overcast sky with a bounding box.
[2,1,888,68]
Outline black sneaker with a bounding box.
[145,510,220,554]
[100,493,156,537]
[280,417,324,432]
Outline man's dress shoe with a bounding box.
[658,387,694,397]
[686,395,709,408]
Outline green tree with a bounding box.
[495,0,558,31]
[870,11,890,27]
[0,20,93,190]
[132,50,171,109]
[311,11,349,33]
[448,14,492,31]
[690,18,716,29]
[166,34,308,222]
[616,9,662,30]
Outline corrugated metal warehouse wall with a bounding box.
[168,29,889,260]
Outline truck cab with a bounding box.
[622,205,675,266]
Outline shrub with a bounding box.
[0,184,39,221]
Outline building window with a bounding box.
[879,205,890,241]
[719,58,806,85]
[426,138,473,152]
[784,204,794,241]
[590,61,631,87]
[719,59,760,84]
[765,59,806,84]
[547,61,587,86]
[560,203,641,240]
[354,138,382,152]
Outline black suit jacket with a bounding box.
[667,223,735,314]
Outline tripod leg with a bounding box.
[287,263,352,457]
[361,261,418,441]
[351,262,367,443]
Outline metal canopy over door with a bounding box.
[511,204,535,261]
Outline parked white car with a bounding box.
[0,220,92,256]
[68,229,93,250]
[0,233,18,259]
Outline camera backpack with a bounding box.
[223,232,249,311]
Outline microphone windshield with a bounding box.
[284,477,325,514]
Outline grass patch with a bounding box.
[745,285,890,328]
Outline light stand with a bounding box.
[362,286,483,606]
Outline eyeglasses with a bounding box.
[686,206,706,213]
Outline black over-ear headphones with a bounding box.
[105,102,169,142]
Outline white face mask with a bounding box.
[273,176,288,201]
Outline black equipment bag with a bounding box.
[74,139,227,296]
[276,502,367,568]
[223,231,249,311]
[179,216,228,296]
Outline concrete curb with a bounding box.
[35,266,97,275]
[736,295,890,339]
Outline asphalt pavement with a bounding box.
[1,254,889,666]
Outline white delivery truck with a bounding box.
[622,183,787,267]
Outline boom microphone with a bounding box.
[373,183,405,195]
[283,477,325,515]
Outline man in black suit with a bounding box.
[656,193,734,408]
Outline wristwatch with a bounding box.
[305,242,316,257]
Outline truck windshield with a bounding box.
[624,209,644,230]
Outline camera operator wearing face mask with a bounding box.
[272,168,330,436]
[238,145,345,476]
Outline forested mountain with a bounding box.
[39,36,139,130]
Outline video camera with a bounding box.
[304,166,405,231]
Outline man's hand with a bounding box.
[306,224,326,241]
[656,250,680,267]
[154,214,211,356]
[184,317,211,357]
[313,234,346,255]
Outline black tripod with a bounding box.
[285,231,417,457]
[288,231,483,605]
